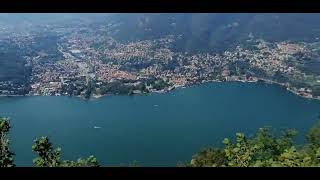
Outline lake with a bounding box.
[0,82,320,167]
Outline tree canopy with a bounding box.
[32,136,99,167]
[0,117,15,167]
[182,123,320,167]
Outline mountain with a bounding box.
[1,13,320,97]
[0,13,112,30]
[1,13,320,52]
[104,13,320,53]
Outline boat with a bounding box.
[94,126,102,129]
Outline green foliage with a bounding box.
[32,136,62,167]
[32,136,99,167]
[275,147,310,167]
[189,148,228,167]
[0,117,15,167]
[224,133,259,167]
[307,121,320,148]
[99,81,135,95]
[150,79,170,90]
[63,156,100,167]
[187,122,320,167]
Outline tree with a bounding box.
[186,122,320,167]
[307,121,320,149]
[32,136,62,167]
[0,117,15,167]
[189,148,227,167]
[223,133,259,167]
[63,156,99,167]
[32,136,100,167]
[303,121,320,166]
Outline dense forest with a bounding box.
[0,41,32,95]
[1,116,320,167]
[0,33,64,95]
[0,42,30,83]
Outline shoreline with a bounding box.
[1,80,319,101]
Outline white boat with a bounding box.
[94,126,102,129]
[153,104,159,107]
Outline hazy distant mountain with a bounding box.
[1,13,320,53]
[0,13,112,27]
[104,13,320,52]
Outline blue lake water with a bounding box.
[0,82,320,166]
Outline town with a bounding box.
[1,24,320,100]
